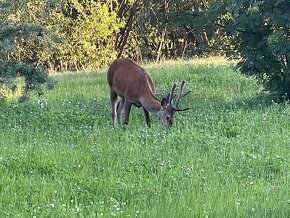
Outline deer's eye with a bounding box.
[166,116,170,120]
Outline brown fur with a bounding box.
[107,58,156,103]
[107,58,190,127]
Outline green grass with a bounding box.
[1,57,290,217]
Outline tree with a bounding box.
[0,0,55,101]
[226,0,290,100]
[49,0,123,70]
[118,0,211,61]
[118,0,229,62]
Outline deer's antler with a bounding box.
[168,83,177,105]
[166,81,190,111]
[175,80,191,110]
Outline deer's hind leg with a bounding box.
[110,88,118,127]
[116,97,125,125]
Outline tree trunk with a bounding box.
[156,29,167,62]
[182,40,188,58]
[116,1,139,58]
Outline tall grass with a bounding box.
[0,57,290,217]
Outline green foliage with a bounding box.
[132,0,210,59]
[0,1,55,99]
[51,0,123,70]
[1,58,290,216]
[0,0,240,74]
[226,0,290,100]
[0,0,123,70]
[0,0,123,98]
[1,0,289,101]
[125,0,237,60]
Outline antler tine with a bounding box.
[169,83,177,106]
[175,80,191,109]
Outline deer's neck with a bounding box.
[140,94,161,114]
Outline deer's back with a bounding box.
[107,59,155,101]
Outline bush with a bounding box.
[227,0,290,100]
[0,1,55,100]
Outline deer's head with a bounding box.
[157,80,191,127]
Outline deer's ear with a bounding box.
[161,98,168,107]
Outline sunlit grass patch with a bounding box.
[146,56,236,69]
[0,84,23,101]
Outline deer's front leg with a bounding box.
[124,101,132,126]
[143,108,151,127]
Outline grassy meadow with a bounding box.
[1,57,290,217]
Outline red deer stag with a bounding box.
[107,58,190,127]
